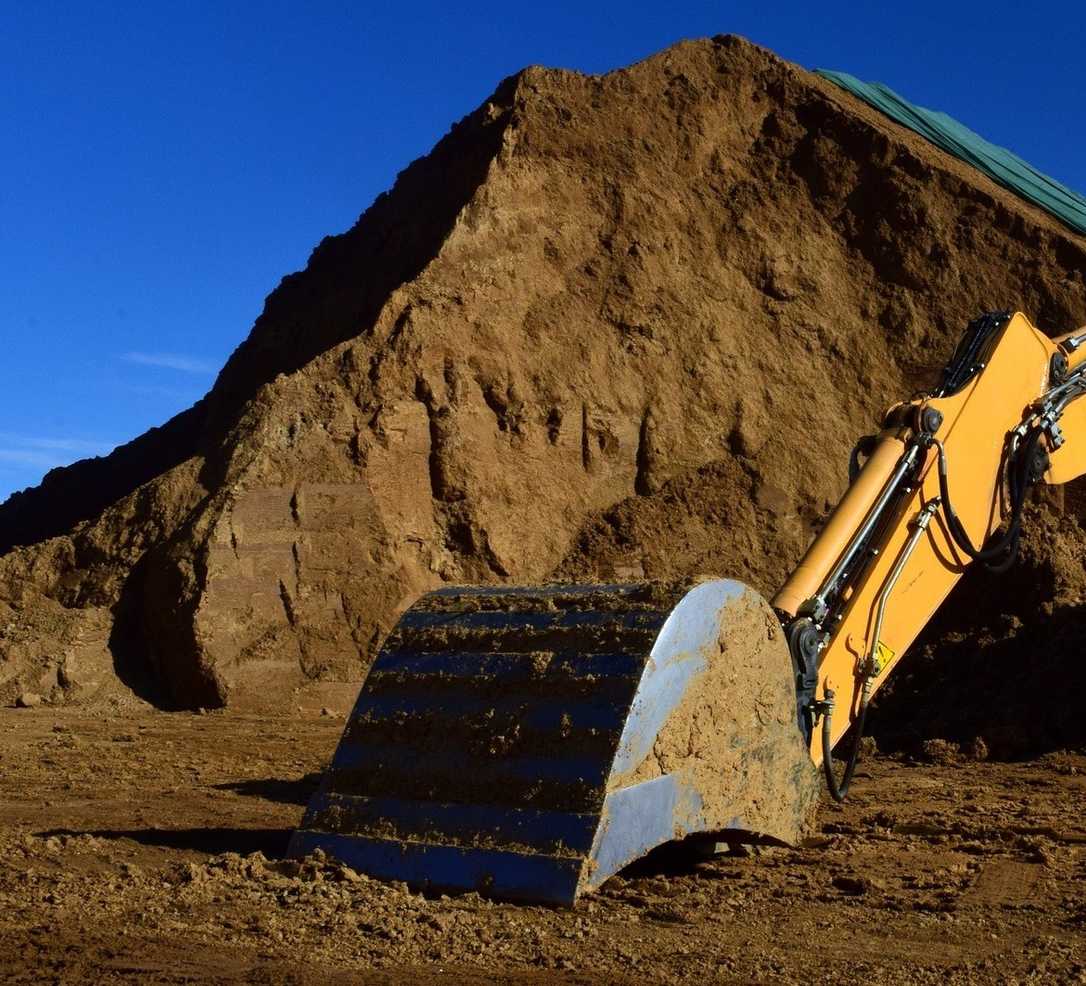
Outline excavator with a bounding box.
[290,310,1086,905]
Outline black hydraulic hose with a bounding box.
[936,312,1010,397]
[987,433,1039,571]
[933,428,1041,569]
[982,536,1022,575]
[935,441,1011,560]
[821,684,872,803]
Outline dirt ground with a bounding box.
[0,707,1081,985]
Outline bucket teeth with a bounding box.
[291,580,819,904]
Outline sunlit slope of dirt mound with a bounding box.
[1,35,1084,717]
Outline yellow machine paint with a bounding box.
[774,436,907,618]
[773,313,1086,759]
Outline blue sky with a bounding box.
[2,2,1083,502]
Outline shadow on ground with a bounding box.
[36,827,292,858]
[213,772,323,806]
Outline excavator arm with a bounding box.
[773,311,1086,797]
[293,310,1086,904]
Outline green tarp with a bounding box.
[816,69,1086,237]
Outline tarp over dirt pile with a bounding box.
[816,70,1086,237]
[1,36,1084,744]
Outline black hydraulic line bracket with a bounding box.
[936,311,1012,398]
[787,617,824,745]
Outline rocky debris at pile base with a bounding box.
[0,36,1084,746]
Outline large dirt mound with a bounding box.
[2,36,1085,735]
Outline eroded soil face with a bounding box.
[0,708,1082,985]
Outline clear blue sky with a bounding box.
[2,2,1083,502]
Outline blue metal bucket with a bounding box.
[290,579,817,904]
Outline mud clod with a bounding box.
[0,709,1080,983]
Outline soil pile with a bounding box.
[1,36,1085,732]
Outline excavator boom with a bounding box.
[293,310,1086,902]
[776,312,1086,794]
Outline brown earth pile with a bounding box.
[2,36,1085,743]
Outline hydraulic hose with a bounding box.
[820,681,872,803]
[936,312,1010,397]
[820,497,939,802]
[933,427,1042,571]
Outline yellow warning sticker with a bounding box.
[874,640,895,675]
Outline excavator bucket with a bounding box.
[290,578,819,905]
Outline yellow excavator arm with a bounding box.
[773,311,1086,797]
